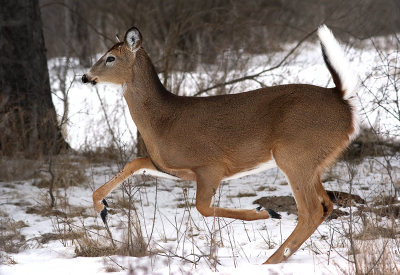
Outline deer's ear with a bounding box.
[124,27,142,52]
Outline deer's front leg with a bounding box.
[93,157,157,217]
[194,167,279,221]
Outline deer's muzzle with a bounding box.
[82,74,89,83]
[82,74,97,85]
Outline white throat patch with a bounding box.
[121,83,128,96]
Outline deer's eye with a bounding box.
[106,56,115,63]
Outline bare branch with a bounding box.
[193,28,317,96]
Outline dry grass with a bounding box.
[26,206,68,217]
[81,146,125,164]
[104,264,120,273]
[343,239,400,275]
[0,254,17,265]
[176,202,195,208]
[353,223,398,240]
[39,232,83,244]
[256,185,277,192]
[70,220,148,258]
[34,158,87,189]
[75,236,117,257]
[118,228,148,258]
[332,183,400,274]
[333,219,400,274]
[235,192,258,198]
[0,214,28,253]
[113,196,139,210]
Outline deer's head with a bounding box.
[82,27,142,85]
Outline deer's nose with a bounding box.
[82,74,89,83]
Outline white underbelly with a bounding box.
[134,168,180,180]
[222,159,277,181]
[133,159,277,182]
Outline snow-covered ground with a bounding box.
[1,36,400,274]
[1,155,399,274]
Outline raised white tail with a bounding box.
[318,25,360,140]
[318,25,359,100]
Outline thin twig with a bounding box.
[193,27,317,96]
[104,221,116,248]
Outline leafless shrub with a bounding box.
[0,214,28,253]
[362,36,400,137]
[329,163,400,274]
[32,155,88,208]
[48,57,76,138]
[35,158,87,189]
[116,178,149,258]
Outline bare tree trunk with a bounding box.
[0,0,69,157]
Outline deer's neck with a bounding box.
[123,50,174,136]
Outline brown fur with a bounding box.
[84,27,357,264]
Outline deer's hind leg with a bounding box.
[264,149,333,264]
[194,166,277,221]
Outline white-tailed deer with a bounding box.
[82,25,359,264]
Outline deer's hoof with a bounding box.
[267,208,281,219]
[100,207,108,224]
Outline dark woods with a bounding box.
[41,0,400,70]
